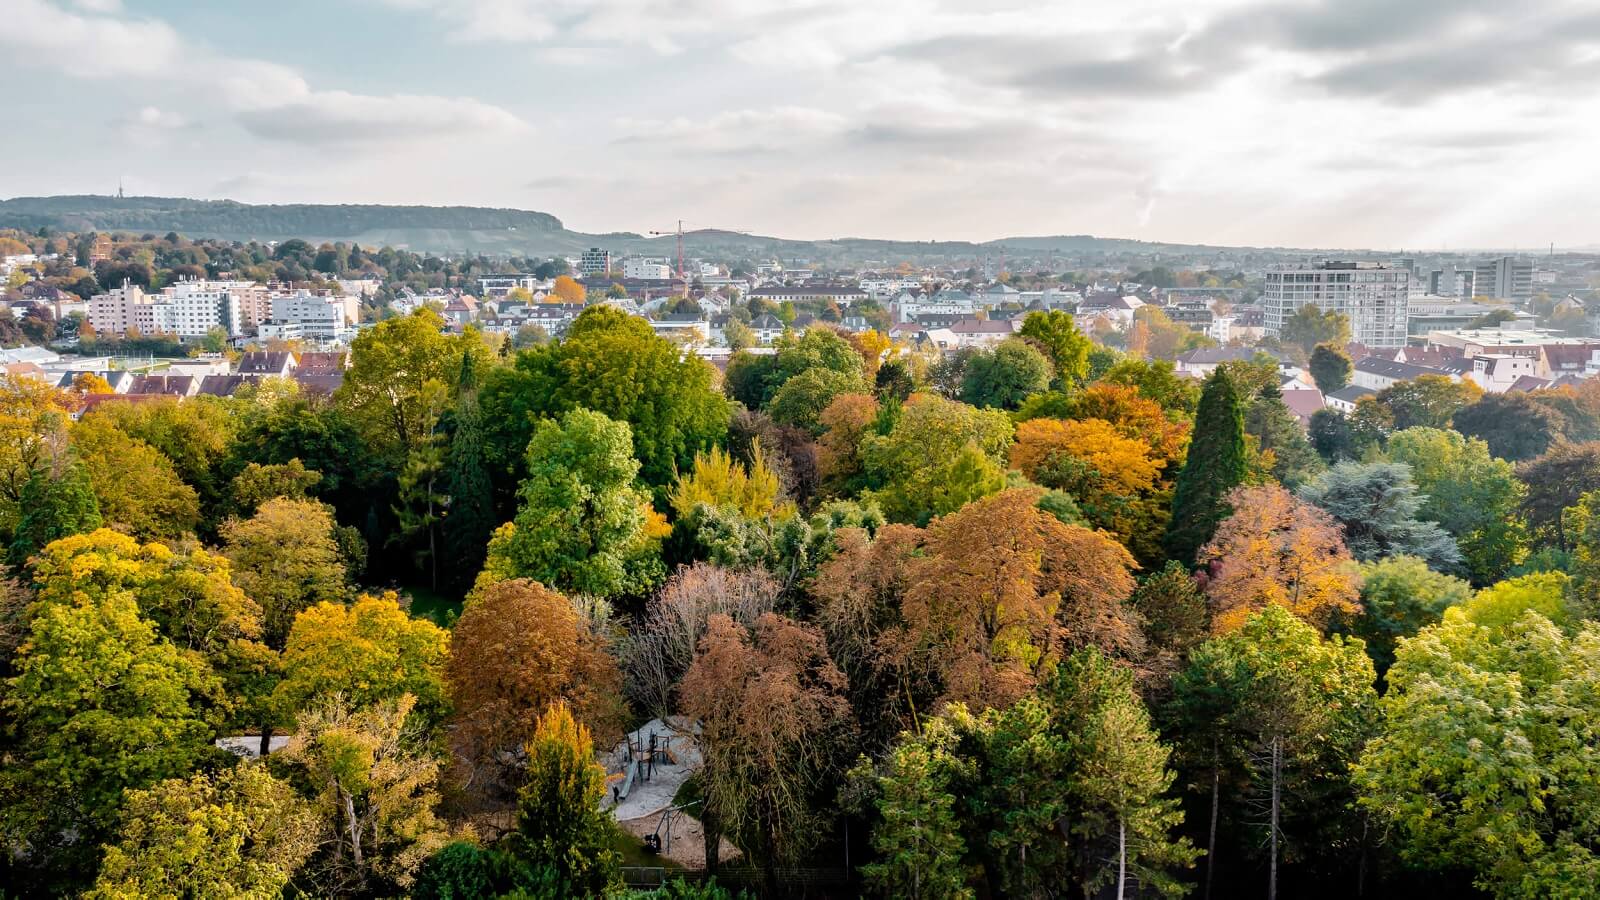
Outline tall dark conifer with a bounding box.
[1165,369,1247,565]
[444,351,496,589]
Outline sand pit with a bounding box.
[617,808,742,869]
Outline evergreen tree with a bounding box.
[1246,393,1325,489]
[8,460,101,568]
[1165,370,1247,565]
[1308,343,1352,394]
[860,720,974,900]
[502,702,622,896]
[443,352,495,590]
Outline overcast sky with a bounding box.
[5,0,1599,249]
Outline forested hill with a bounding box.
[0,194,1341,263]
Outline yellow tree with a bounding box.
[668,444,788,520]
[551,275,586,304]
[0,375,72,531]
[1200,484,1362,633]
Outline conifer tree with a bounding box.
[503,702,622,896]
[8,460,101,568]
[444,352,495,589]
[1165,369,1246,565]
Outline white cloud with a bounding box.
[3,0,528,145]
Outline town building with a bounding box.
[579,247,613,277]
[1473,256,1534,302]
[1264,261,1410,349]
[623,257,674,280]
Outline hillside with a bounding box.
[0,194,1340,263]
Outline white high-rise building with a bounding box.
[579,247,612,276]
[268,292,355,342]
[1264,261,1410,348]
[623,257,673,280]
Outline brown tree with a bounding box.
[446,579,626,798]
[680,612,852,890]
[815,393,880,493]
[1200,484,1361,633]
[893,488,1142,711]
[618,563,780,717]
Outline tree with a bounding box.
[1308,343,1352,393]
[1165,370,1247,565]
[668,444,787,521]
[1129,561,1210,667]
[1279,304,1349,357]
[488,409,655,598]
[0,374,73,533]
[766,326,868,402]
[1356,612,1600,899]
[335,309,480,464]
[551,274,586,303]
[769,366,872,433]
[1010,417,1165,549]
[444,353,496,590]
[1,587,222,870]
[1245,392,1324,489]
[1342,555,1471,676]
[860,394,1012,526]
[1308,408,1357,463]
[1453,391,1569,461]
[223,497,349,649]
[1018,309,1092,390]
[681,612,852,889]
[1360,375,1482,434]
[1517,441,1600,548]
[859,719,975,900]
[500,702,622,896]
[960,339,1052,410]
[88,764,319,900]
[86,396,237,522]
[278,694,460,896]
[1383,427,1524,583]
[1101,358,1201,417]
[7,459,101,567]
[897,489,1142,710]
[447,579,625,795]
[481,306,730,488]
[1200,485,1361,634]
[274,593,449,723]
[71,414,200,540]
[229,458,321,516]
[1171,606,1377,900]
[1299,461,1462,571]
[391,396,448,589]
[816,393,880,495]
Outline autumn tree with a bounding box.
[223,497,349,649]
[71,414,200,540]
[274,593,449,724]
[1010,417,1165,551]
[681,612,852,890]
[1279,305,1350,357]
[335,308,481,464]
[1201,484,1361,634]
[1165,369,1247,565]
[770,366,873,433]
[816,392,880,495]
[228,458,322,516]
[1245,388,1324,489]
[448,579,625,795]
[278,694,461,896]
[499,702,622,896]
[551,274,586,303]
[1019,309,1092,390]
[860,394,1012,525]
[1101,358,1201,417]
[1342,555,1471,676]
[7,458,101,567]
[88,764,319,900]
[0,374,73,534]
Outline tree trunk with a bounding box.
[342,786,364,871]
[1206,740,1220,900]
[258,721,273,758]
[1269,736,1281,900]
[702,807,721,876]
[1116,817,1127,900]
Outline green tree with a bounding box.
[960,339,1053,410]
[229,458,321,516]
[1356,611,1600,899]
[1,589,222,872]
[443,352,496,590]
[1358,375,1481,435]
[1384,427,1525,583]
[1452,391,1568,462]
[489,408,655,598]
[1279,305,1350,357]
[769,366,872,434]
[1517,441,1600,548]
[7,459,101,567]
[1343,555,1472,677]
[1245,390,1325,489]
[859,720,974,899]
[1299,461,1462,571]
[860,395,1013,526]
[273,593,449,723]
[501,702,623,896]
[1165,369,1247,565]
[88,764,319,900]
[1101,358,1201,417]
[335,309,480,464]
[1308,343,1352,394]
[1019,309,1092,390]
[223,497,349,649]
[1308,408,1358,463]
[72,414,200,540]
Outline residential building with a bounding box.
[1351,357,1452,392]
[579,247,613,276]
[267,292,356,342]
[478,275,542,297]
[1264,261,1410,348]
[747,284,868,305]
[1325,384,1375,413]
[87,281,148,335]
[1473,256,1534,302]
[1175,346,1294,379]
[623,257,674,280]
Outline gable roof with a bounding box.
[237,351,295,374]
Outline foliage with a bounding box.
[1165,369,1247,565]
[1308,407,1358,463]
[1517,441,1600,548]
[8,459,101,567]
[71,413,201,540]
[859,721,975,899]
[1100,358,1201,417]
[1245,392,1325,489]
[1453,391,1569,461]
[1280,304,1350,357]
[860,394,1013,526]
[1353,375,1482,437]
[1345,555,1472,676]
[490,409,656,598]
[1308,343,1352,393]
[447,579,625,795]
[443,352,496,589]
[223,497,349,649]
[1018,310,1092,390]
[769,366,872,433]
[1384,427,1525,583]
[274,593,449,723]
[1299,461,1463,572]
[335,309,476,464]
[229,458,321,516]
[88,764,319,900]
[959,339,1053,410]
[670,444,787,522]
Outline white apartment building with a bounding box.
[162,281,244,338]
[623,257,674,280]
[1264,261,1410,348]
[268,292,355,342]
[579,247,612,276]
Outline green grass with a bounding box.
[398,584,463,627]
[611,827,684,870]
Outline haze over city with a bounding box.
[6,0,1600,248]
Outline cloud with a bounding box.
[3,0,527,146]
[613,106,849,154]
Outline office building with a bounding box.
[1264,261,1410,348]
[623,257,674,280]
[1473,256,1534,302]
[579,247,613,276]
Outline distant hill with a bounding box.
[0,195,1345,263]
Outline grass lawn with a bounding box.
[611,827,684,870]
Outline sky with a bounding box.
[4,0,1600,250]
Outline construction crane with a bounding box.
[648,220,752,296]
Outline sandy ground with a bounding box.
[617,808,742,869]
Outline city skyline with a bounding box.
[6,0,1600,250]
